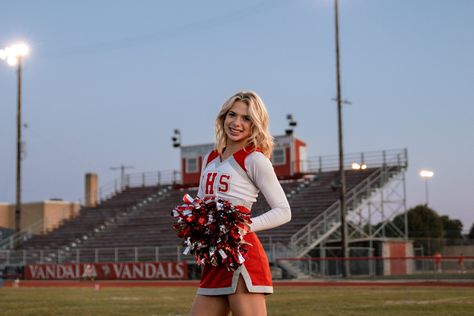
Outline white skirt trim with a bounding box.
[196,265,273,296]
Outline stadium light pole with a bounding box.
[420,170,434,206]
[333,0,349,278]
[0,42,30,241]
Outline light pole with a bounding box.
[420,170,434,206]
[0,43,30,239]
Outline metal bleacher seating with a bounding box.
[18,168,378,264]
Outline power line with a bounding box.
[38,0,286,60]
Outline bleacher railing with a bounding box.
[0,219,45,250]
[0,246,193,266]
[99,170,182,201]
[289,164,405,258]
[300,148,408,173]
[2,249,472,281]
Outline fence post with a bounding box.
[134,247,138,262]
[40,250,44,264]
[115,248,118,263]
[155,247,160,262]
[271,244,276,263]
[23,250,26,265]
[321,246,326,278]
[308,258,312,276]
[76,249,80,264]
[95,249,99,263]
[177,246,181,262]
[142,173,146,187]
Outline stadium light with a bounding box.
[172,129,181,148]
[1,42,30,241]
[351,163,367,170]
[420,170,434,206]
[285,114,297,136]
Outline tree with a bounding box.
[394,205,443,238]
[469,222,474,240]
[391,205,443,255]
[440,215,463,240]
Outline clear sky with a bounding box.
[0,0,473,230]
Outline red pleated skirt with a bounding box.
[197,232,273,295]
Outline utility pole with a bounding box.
[334,0,349,278]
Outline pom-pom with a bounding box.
[171,195,252,271]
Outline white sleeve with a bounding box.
[246,152,291,232]
[197,152,210,199]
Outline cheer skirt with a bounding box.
[197,231,273,295]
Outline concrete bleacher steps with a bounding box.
[18,168,383,266]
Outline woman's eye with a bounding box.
[228,112,236,117]
[243,116,251,122]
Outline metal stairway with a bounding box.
[277,164,406,278]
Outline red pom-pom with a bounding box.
[171,195,252,271]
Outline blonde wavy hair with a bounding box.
[215,91,274,158]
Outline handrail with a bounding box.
[99,170,182,201]
[288,164,406,257]
[302,148,407,173]
[0,218,45,250]
[290,168,383,245]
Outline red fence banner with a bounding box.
[25,262,188,280]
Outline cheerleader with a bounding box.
[189,91,291,316]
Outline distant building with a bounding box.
[0,200,80,235]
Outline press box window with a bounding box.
[272,148,286,166]
[186,157,198,173]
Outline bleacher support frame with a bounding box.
[277,149,408,276]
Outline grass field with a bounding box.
[1,285,474,316]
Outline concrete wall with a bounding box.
[0,201,80,234]
[444,245,474,257]
[0,203,9,228]
[43,201,80,232]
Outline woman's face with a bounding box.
[224,100,253,147]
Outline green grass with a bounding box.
[1,286,473,316]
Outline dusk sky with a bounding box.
[0,0,473,230]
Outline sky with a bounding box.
[0,0,473,231]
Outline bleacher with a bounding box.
[19,168,378,263]
[20,186,162,250]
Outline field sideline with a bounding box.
[1,284,474,316]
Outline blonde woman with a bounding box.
[190,91,291,316]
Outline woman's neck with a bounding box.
[221,143,246,160]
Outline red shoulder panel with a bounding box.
[233,145,262,172]
[205,150,219,167]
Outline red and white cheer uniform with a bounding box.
[196,146,291,295]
